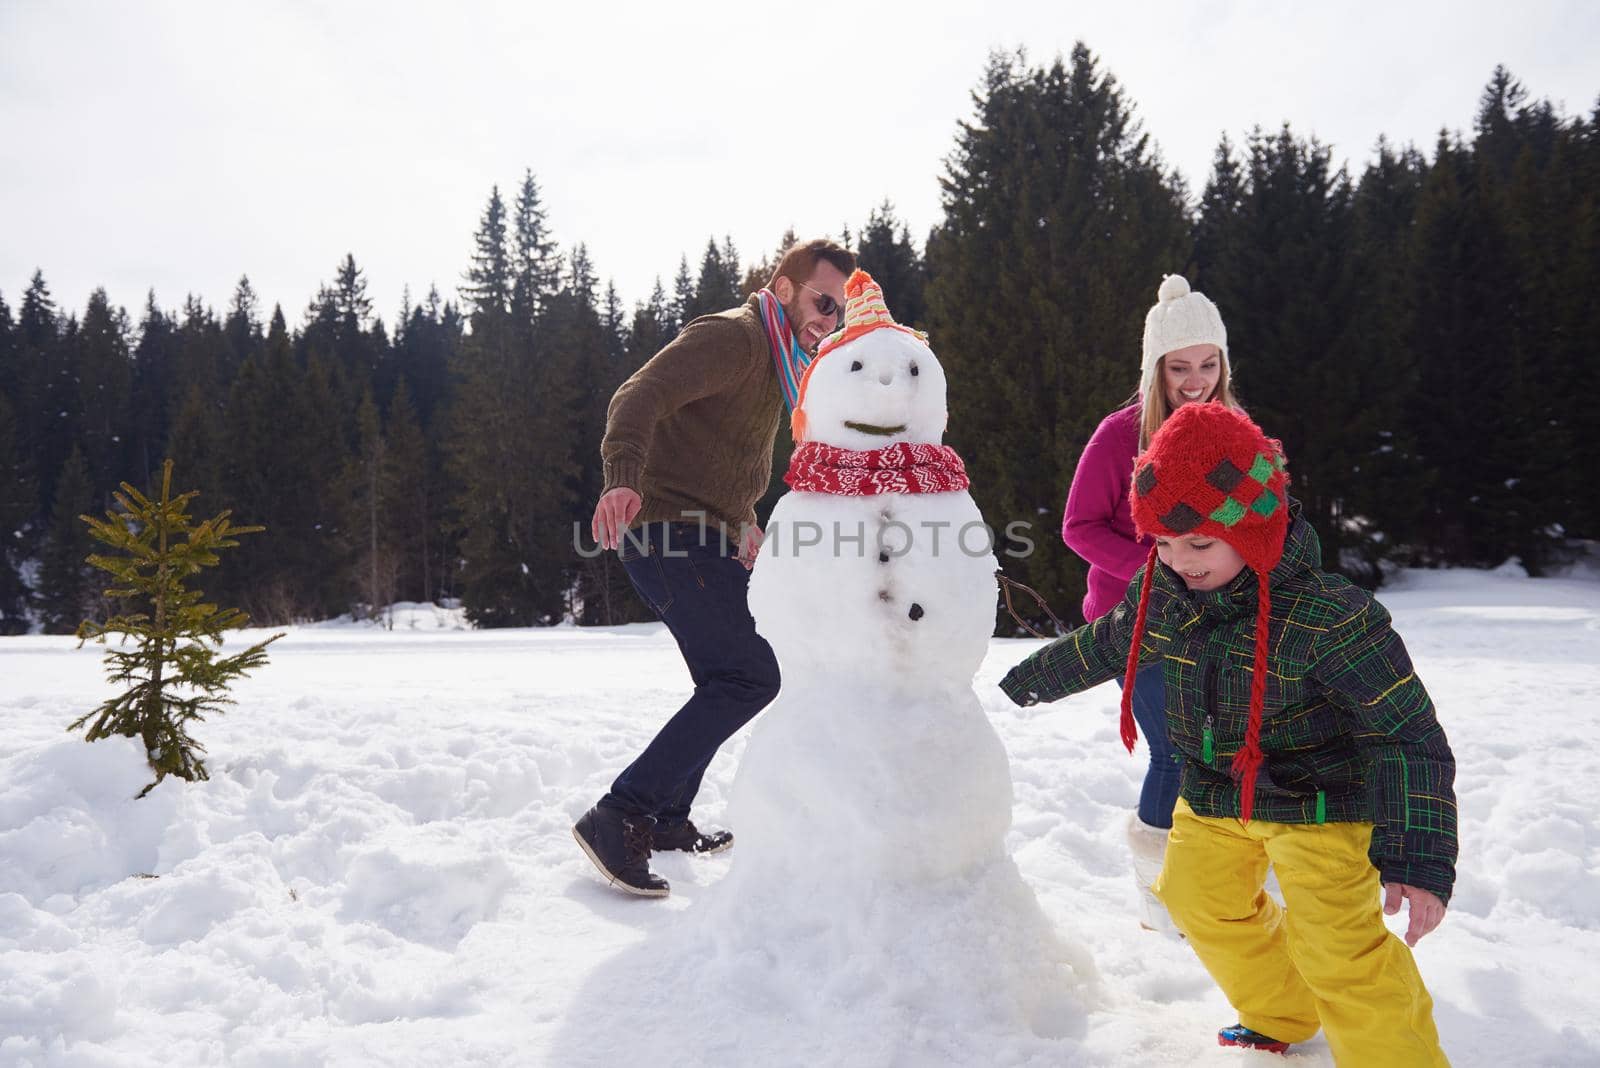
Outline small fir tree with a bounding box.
[70,460,282,797]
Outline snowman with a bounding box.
[704,271,1093,1045]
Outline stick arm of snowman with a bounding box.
[998,562,1160,710]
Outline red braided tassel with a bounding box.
[1120,545,1159,754]
[1231,580,1272,823]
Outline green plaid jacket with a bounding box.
[1001,506,1458,903]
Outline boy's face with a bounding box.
[1155,534,1248,592]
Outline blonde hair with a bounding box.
[1134,349,1242,450]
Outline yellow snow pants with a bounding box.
[1155,798,1449,1067]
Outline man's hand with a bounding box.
[738,524,764,570]
[1383,883,1447,947]
[592,488,642,551]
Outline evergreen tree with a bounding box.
[1192,125,1393,580]
[393,285,460,431]
[293,351,353,617]
[390,289,460,600]
[17,272,67,513]
[740,227,799,296]
[1193,136,1245,285]
[925,45,1192,632]
[222,275,262,381]
[462,187,512,316]
[686,236,742,320]
[130,292,179,488]
[70,459,280,797]
[18,271,56,350]
[601,281,628,364]
[165,384,224,507]
[518,244,594,620]
[18,270,57,350]
[0,393,34,633]
[38,447,98,633]
[382,378,432,602]
[670,255,695,333]
[0,290,17,407]
[573,279,653,625]
[333,253,374,325]
[449,184,566,625]
[74,288,134,502]
[1568,101,1600,539]
[511,170,561,323]
[171,295,228,417]
[628,279,674,365]
[342,387,397,619]
[1393,74,1581,575]
[856,200,926,326]
[46,311,85,499]
[216,315,299,619]
[1338,138,1435,570]
[1473,69,1587,558]
[1407,132,1534,566]
[300,255,381,415]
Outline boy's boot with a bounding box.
[1126,811,1181,937]
[1218,1024,1290,1054]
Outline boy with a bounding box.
[1001,403,1455,1065]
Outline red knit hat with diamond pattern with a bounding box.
[1123,402,1290,822]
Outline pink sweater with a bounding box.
[1062,404,1152,622]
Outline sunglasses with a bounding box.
[798,281,844,327]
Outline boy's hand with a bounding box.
[1384,883,1446,946]
[998,665,1042,708]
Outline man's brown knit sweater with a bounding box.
[601,295,781,534]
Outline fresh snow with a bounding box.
[2,567,1598,1066]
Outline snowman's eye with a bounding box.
[910,363,919,377]
[850,360,863,372]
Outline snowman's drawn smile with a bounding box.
[844,421,907,436]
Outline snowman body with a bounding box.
[675,275,1090,1057]
[729,321,1017,884]
[739,487,1012,882]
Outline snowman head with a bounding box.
[790,270,948,451]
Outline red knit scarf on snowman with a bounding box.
[784,441,970,495]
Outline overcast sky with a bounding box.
[2,1,1595,328]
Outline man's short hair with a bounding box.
[768,238,857,288]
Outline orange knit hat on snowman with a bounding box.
[790,269,926,442]
[1123,402,1291,822]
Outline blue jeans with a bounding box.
[601,522,781,823]
[1118,660,1180,829]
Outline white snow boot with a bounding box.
[1125,812,1181,938]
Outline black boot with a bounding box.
[651,818,734,855]
[572,806,669,897]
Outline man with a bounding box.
[574,238,856,897]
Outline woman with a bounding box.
[1060,273,1240,932]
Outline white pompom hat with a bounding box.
[1139,274,1229,401]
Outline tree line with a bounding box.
[1,44,1593,635]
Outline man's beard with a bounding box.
[780,295,817,354]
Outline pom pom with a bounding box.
[1157,274,1191,303]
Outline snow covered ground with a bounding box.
[2,570,1597,1066]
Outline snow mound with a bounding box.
[0,736,180,904]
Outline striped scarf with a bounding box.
[756,288,811,413]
